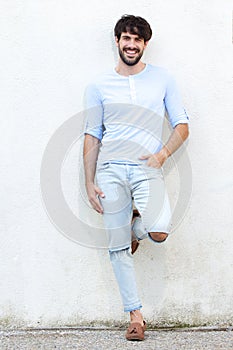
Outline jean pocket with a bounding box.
[143,165,163,178]
[96,162,110,172]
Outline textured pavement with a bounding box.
[0,328,233,350]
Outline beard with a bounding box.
[118,47,144,66]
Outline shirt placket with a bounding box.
[129,76,137,103]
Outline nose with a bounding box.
[126,38,138,47]
[130,39,137,47]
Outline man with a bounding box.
[83,15,189,341]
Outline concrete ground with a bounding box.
[0,328,232,350]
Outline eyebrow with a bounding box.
[121,35,143,40]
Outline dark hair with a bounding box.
[114,15,152,42]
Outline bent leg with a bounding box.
[131,166,172,244]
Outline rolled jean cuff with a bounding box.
[132,217,148,241]
[124,303,142,313]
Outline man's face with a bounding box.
[115,32,148,66]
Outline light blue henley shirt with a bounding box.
[84,64,189,165]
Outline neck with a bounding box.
[115,60,146,76]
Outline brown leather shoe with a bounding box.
[131,209,140,255]
[132,209,140,218]
[131,239,140,255]
[125,320,146,341]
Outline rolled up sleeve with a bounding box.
[164,74,190,128]
[83,83,104,141]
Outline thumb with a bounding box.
[95,185,105,198]
[139,154,151,160]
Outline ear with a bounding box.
[115,36,119,47]
[144,40,149,49]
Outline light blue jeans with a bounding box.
[96,162,171,312]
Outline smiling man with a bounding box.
[83,15,189,341]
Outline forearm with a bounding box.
[139,123,189,167]
[161,123,189,158]
[83,134,100,184]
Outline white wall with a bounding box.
[0,0,233,328]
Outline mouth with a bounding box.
[124,48,139,57]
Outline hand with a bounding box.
[139,148,169,168]
[86,182,105,214]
